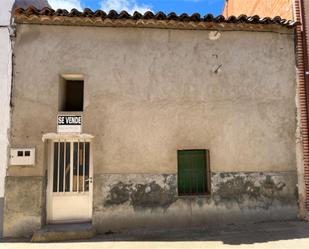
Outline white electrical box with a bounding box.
[10,148,35,166]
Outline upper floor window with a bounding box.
[59,74,84,112]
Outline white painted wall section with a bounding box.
[0,28,12,198]
[0,0,14,199]
[0,0,14,26]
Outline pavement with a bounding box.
[2,220,309,248]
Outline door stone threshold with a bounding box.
[31,222,96,242]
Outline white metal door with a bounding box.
[47,140,93,223]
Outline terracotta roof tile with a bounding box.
[13,6,298,30]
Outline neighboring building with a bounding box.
[3,6,299,238]
[305,0,309,51]
[12,0,50,9]
[0,0,55,238]
[0,0,15,238]
[223,0,293,19]
[294,0,309,218]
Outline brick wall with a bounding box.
[305,0,309,58]
[301,0,309,213]
[294,0,308,215]
[223,0,293,19]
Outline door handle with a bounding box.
[85,177,93,183]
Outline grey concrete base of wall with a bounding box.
[93,172,298,233]
[31,223,96,242]
[3,176,44,238]
[2,172,298,237]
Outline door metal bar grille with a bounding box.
[53,141,90,193]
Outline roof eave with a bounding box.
[13,6,298,32]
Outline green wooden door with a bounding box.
[177,150,209,195]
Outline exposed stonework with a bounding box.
[93,172,298,233]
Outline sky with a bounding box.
[48,0,225,16]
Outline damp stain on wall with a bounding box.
[213,173,297,209]
[104,175,177,210]
[102,172,297,211]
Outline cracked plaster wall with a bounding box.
[9,25,297,176]
[5,24,298,236]
[93,172,298,232]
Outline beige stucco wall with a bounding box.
[9,24,296,176]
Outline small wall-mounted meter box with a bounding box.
[10,148,35,166]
